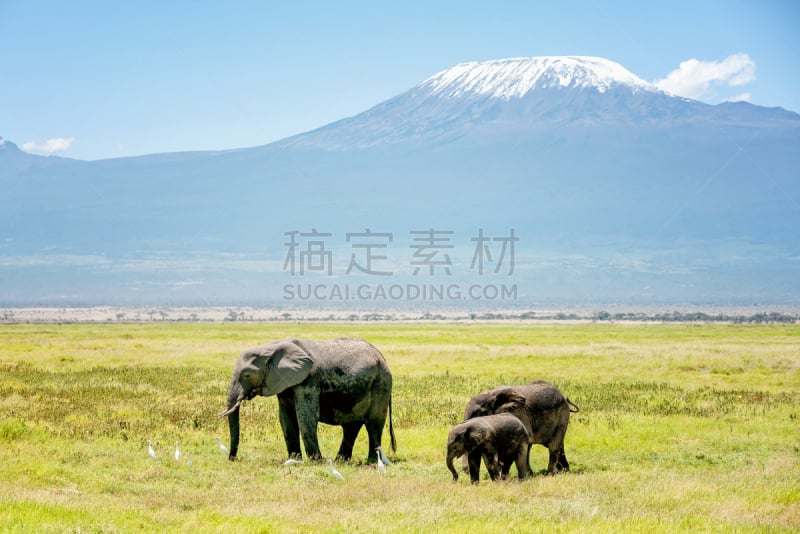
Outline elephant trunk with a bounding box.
[446,448,459,482]
[227,405,240,461]
[223,380,243,461]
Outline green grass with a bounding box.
[0,322,798,532]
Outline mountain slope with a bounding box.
[1,56,799,305]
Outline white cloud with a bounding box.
[654,53,756,102]
[725,92,752,103]
[21,136,75,154]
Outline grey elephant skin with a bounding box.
[446,413,531,484]
[464,380,578,474]
[220,338,396,462]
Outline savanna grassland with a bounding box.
[0,322,798,532]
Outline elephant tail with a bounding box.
[389,396,397,452]
[567,398,580,413]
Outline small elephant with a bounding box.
[446,413,531,484]
[220,337,396,463]
[464,381,578,474]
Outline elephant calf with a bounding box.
[464,381,579,474]
[446,413,531,484]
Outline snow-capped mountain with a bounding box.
[419,56,654,98]
[1,56,799,306]
[279,55,781,150]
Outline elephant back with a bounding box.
[298,338,389,372]
[521,381,568,412]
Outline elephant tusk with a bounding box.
[218,400,241,418]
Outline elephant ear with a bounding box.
[261,340,313,396]
[464,390,493,419]
[464,425,487,453]
[492,388,526,414]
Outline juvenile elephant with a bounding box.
[464,381,578,474]
[220,338,396,463]
[446,413,531,484]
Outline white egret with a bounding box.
[215,437,228,453]
[147,439,156,459]
[174,441,181,461]
[327,458,344,480]
[376,445,391,465]
[376,451,386,475]
[283,459,304,466]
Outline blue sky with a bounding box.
[2,1,798,160]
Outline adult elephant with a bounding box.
[219,338,396,462]
[463,380,578,474]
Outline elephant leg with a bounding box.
[546,427,569,474]
[525,443,533,473]
[546,446,559,474]
[499,462,508,480]
[556,444,570,472]
[546,441,571,474]
[294,388,322,460]
[484,452,501,481]
[299,421,321,460]
[515,446,531,480]
[278,395,302,458]
[498,453,512,480]
[467,450,482,484]
[337,422,362,461]
[364,416,386,463]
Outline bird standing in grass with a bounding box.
[376,449,386,475]
[327,458,344,480]
[215,437,228,453]
[174,441,181,461]
[376,445,391,465]
[283,458,303,477]
[147,440,156,459]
